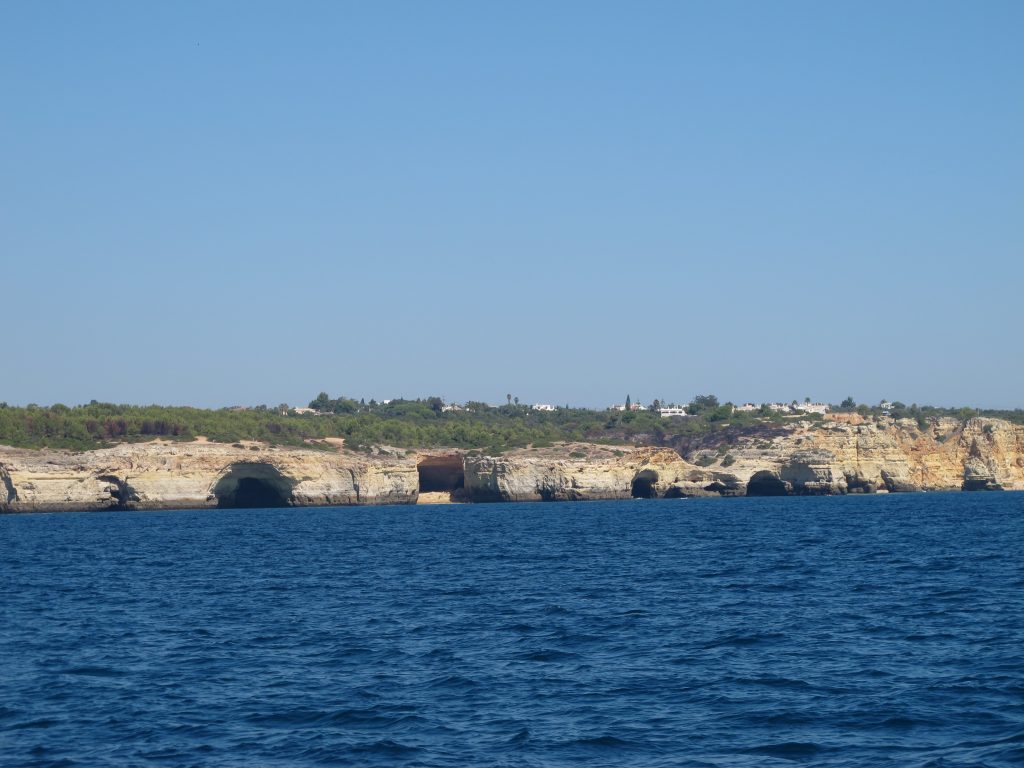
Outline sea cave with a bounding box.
[746,470,789,497]
[631,470,659,499]
[213,463,294,508]
[417,455,465,500]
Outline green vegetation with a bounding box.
[0,395,1020,452]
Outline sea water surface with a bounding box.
[2,494,1023,767]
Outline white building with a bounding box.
[532,404,556,411]
[291,407,317,415]
[658,406,689,418]
[734,403,759,413]
[795,402,830,415]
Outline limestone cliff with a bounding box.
[1,417,1022,513]
[676,417,1024,495]
[463,446,740,502]
[0,442,418,513]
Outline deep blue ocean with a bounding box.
[2,493,1023,767]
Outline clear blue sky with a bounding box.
[2,1,1021,409]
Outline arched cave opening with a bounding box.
[631,470,659,499]
[746,471,789,497]
[213,463,294,509]
[97,474,139,511]
[417,455,465,501]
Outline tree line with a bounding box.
[0,395,1019,452]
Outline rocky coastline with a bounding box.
[1,417,1021,513]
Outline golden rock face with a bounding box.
[1,417,1022,512]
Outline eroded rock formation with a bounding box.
[0,442,418,513]
[1,417,1022,512]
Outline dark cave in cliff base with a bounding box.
[631,470,658,499]
[746,471,789,497]
[214,463,293,508]
[417,455,465,494]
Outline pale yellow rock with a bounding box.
[678,417,1024,493]
[2,417,1023,512]
[0,442,418,512]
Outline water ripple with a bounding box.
[2,492,1023,766]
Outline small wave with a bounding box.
[425,674,478,689]
[732,675,815,690]
[59,666,124,678]
[503,622,536,633]
[516,649,580,662]
[26,749,75,768]
[744,741,823,758]
[507,727,530,744]
[246,708,327,727]
[347,739,421,756]
[575,735,632,747]
[879,715,942,729]
[702,632,785,649]
[11,717,61,730]
[323,708,427,730]
[542,604,572,615]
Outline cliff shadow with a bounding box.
[417,455,465,502]
[631,470,659,499]
[1,465,16,505]
[213,463,295,508]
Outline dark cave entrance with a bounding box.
[97,474,139,511]
[631,470,659,499]
[213,463,294,508]
[417,455,465,499]
[746,471,789,497]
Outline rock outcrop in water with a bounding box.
[1,417,1022,512]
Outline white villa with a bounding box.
[796,402,830,415]
[532,404,556,412]
[658,406,689,418]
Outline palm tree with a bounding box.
[507,394,512,406]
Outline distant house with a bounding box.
[291,407,317,415]
[441,404,464,413]
[767,403,794,413]
[658,406,689,418]
[610,403,647,412]
[532,404,556,412]
[795,402,830,415]
[734,403,759,413]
